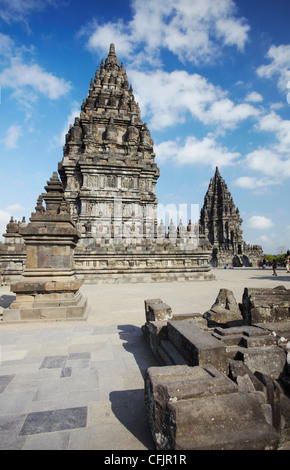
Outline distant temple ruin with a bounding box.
[200,167,263,267]
[0,44,262,283]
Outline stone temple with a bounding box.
[0,44,214,284]
[0,44,262,283]
[199,167,263,267]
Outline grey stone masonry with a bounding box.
[144,299,172,322]
[203,287,243,327]
[241,285,290,325]
[59,44,160,243]
[0,43,213,285]
[56,43,213,283]
[167,320,228,375]
[212,326,286,380]
[145,364,280,450]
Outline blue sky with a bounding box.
[0,0,290,254]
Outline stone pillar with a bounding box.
[3,172,87,321]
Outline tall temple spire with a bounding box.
[58,43,159,242]
[200,167,243,249]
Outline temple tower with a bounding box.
[200,167,262,267]
[200,167,243,251]
[1,44,213,284]
[58,43,159,242]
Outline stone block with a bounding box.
[3,293,87,322]
[228,359,267,391]
[254,371,281,433]
[142,320,168,359]
[146,301,172,322]
[241,286,290,325]
[158,340,189,366]
[213,325,286,379]
[167,320,228,375]
[212,325,276,348]
[145,364,279,450]
[144,298,162,321]
[9,295,34,309]
[203,288,242,326]
[235,346,286,380]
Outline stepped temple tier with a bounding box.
[200,167,263,267]
[0,44,214,284]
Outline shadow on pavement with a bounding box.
[0,294,15,308]
[249,274,290,282]
[109,324,159,449]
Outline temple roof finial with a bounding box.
[105,43,119,69]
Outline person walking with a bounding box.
[286,256,290,273]
[272,259,278,276]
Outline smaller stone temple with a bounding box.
[3,172,87,321]
[199,167,263,267]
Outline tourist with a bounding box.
[272,259,278,276]
[286,256,290,273]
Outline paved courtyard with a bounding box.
[0,267,289,450]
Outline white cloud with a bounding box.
[247,215,274,230]
[83,0,250,66]
[215,17,250,51]
[242,111,290,180]
[2,124,23,149]
[129,69,259,131]
[7,203,25,212]
[0,57,71,100]
[0,209,10,242]
[245,148,290,178]
[245,91,263,103]
[0,32,15,56]
[202,98,259,128]
[0,33,71,117]
[0,208,10,223]
[257,44,290,91]
[0,205,27,242]
[257,111,290,154]
[155,134,240,168]
[233,176,277,190]
[86,20,134,59]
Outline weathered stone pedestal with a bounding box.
[3,173,87,322]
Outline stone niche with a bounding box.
[3,173,87,321]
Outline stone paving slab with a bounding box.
[0,267,289,450]
[0,322,158,449]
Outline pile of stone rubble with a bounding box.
[143,286,290,450]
